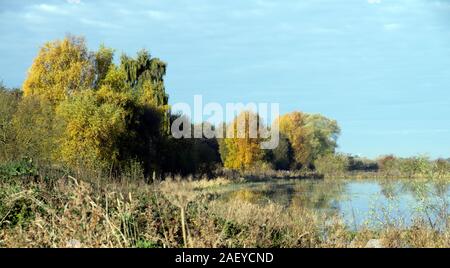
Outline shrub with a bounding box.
[0,158,38,181]
[314,153,349,177]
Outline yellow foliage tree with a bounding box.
[275,111,311,168]
[276,111,340,169]
[56,89,128,172]
[222,111,266,170]
[23,36,94,105]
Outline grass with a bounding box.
[0,171,449,248]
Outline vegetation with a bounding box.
[0,35,345,178]
[0,172,448,248]
[0,35,449,248]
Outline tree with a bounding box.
[12,96,60,165]
[270,134,292,170]
[304,114,340,166]
[22,36,94,105]
[0,84,21,162]
[121,50,170,133]
[56,89,128,173]
[93,44,115,89]
[275,111,340,169]
[275,111,310,169]
[220,111,266,170]
[19,36,171,177]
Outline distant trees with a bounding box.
[1,35,449,180]
[2,35,347,178]
[216,110,341,172]
[0,35,227,178]
[376,155,450,179]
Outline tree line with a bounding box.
[0,36,341,179]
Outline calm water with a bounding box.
[222,179,450,229]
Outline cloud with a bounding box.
[368,0,382,4]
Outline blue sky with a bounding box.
[1,0,450,158]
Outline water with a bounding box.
[221,179,450,229]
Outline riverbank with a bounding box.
[1,174,449,248]
[219,168,450,182]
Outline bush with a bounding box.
[314,153,349,177]
[0,158,38,181]
[378,155,399,176]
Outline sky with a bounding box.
[0,0,450,158]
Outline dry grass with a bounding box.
[0,175,449,248]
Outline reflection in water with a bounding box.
[221,179,450,230]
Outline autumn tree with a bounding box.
[0,84,21,162]
[275,111,340,169]
[17,35,171,177]
[275,111,310,169]
[14,36,96,166]
[22,36,94,105]
[220,111,266,170]
[55,54,165,175]
[56,89,128,173]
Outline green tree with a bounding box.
[304,114,340,166]
[270,134,293,170]
[121,50,170,133]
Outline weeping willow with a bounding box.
[120,50,170,134]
